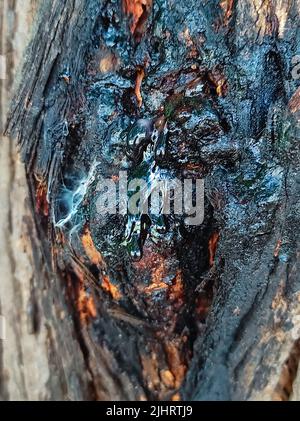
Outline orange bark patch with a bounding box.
[134,248,184,307]
[208,232,220,267]
[81,227,120,300]
[134,246,169,277]
[70,270,97,326]
[141,258,183,306]
[168,270,184,308]
[289,87,300,114]
[82,227,105,267]
[178,28,199,59]
[133,247,184,327]
[102,274,122,300]
[135,66,145,107]
[271,282,287,312]
[209,67,228,97]
[182,28,193,47]
[195,294,211,320]
[143,270,168,295]
[274,240,282,258]
[78,289,97,324]
[145,280,168,294]
[220,0,235,26]
[145,261,168,293]
[36,181,49,216]
[164,340,187,389]
[61,74,70,84]
[123,0,152,35]
[141,353,161,391]
[99,51,120,74]
[160,369,175,389]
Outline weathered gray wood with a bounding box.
[0,0,92,401]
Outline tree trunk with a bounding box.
[0,0,94,401]
[2,0,300,401]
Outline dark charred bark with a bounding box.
[4,0,300,401]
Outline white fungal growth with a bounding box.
[54,161,99,228]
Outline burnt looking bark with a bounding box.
[5,0,300,400]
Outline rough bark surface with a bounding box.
[0,0,92,401]
[2,0,300,401]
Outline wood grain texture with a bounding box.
[0,0,90,401]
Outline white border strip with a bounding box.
[0,315,6,340]
[0,55,6,80]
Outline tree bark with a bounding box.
[2,0,300,401]
[0,0,92,401]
